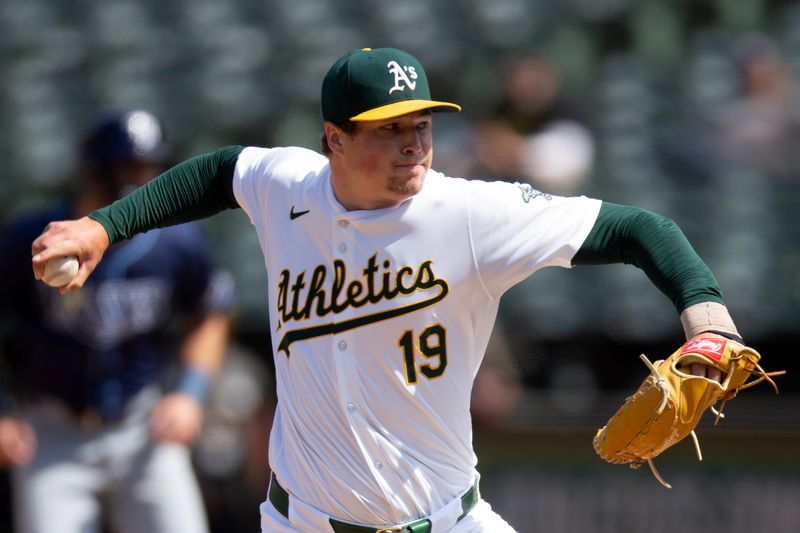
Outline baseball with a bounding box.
[42,256,79,288]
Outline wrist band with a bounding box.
[680,302,741,341]
[177,367,212,404]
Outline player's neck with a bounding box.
[331,172,384,211]
[329,167,406,211]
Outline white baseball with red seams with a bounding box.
[232,146,601,529]
[42,255,79,287]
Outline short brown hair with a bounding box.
[320,120,358,156]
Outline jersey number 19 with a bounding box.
[398,324,447,384]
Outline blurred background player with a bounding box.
[0,109,234,533]
[474,50,596,195]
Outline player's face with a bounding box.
[333,111,433,210]
[94,160,163,201]
[113,160,162,188]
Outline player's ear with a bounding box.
[324,122,346,155]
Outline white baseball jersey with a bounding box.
[232,146,601,525]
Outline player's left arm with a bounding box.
[572,202,741,377]
[150,311,231,444]
[150,231,236,444]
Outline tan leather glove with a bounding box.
[593,337,784,488]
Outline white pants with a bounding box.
[259,494,518,533]
[11,389,209,533]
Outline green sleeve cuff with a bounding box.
[573,202,724,312]
[89,145,244,243]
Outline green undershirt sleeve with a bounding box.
[572,202,723,313]
[89,145,244,243]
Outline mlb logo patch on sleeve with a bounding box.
[682,338,727,362]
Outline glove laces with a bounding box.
[636,352,785,489]
[637,354,695,489]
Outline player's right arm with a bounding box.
[572,201,739,380]
[571,201,738,340]
[32,146,244,292]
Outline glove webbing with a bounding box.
[636,354,701,489]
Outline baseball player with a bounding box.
[0,109,234,533]
[31,49,740,532]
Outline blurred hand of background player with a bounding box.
[0,417,36,468]
[31,216,110,293]
[149,393,204,445]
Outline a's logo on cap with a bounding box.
[387,60,418,94]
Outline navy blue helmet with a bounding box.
[81,109,169,166]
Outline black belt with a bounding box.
[268,473,479,533]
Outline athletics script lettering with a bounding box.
[275,254,448,355]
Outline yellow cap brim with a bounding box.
[349,99,461,121]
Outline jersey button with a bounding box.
[337,340,348,351]
[338,243,348,253]
[374,460,383,470]
[337,219,349,228]
[346,403,356,412]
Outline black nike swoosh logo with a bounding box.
[290,206,310,220]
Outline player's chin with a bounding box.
[389,171,425,197]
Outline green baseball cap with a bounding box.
[321,47,461,123]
